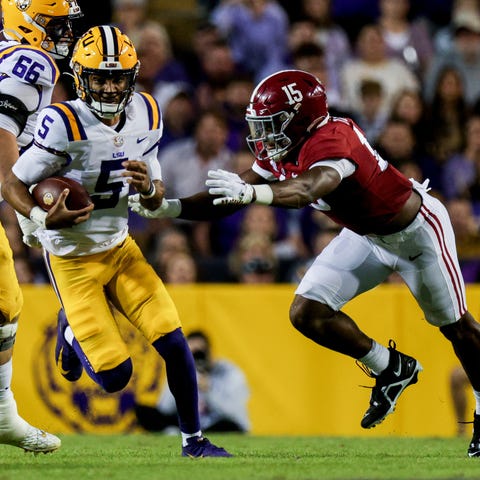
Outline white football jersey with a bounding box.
[12,92,163,257]
[0,40,59,147]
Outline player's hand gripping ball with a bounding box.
[32,176,92,211]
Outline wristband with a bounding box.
[140,181,156,199]
[253,184,273,205]
[29,206,47,229]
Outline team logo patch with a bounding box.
[42,192,55,206]
[15,0,31,11]
[35,311,164,433]
[113,135,124,147]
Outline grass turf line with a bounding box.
[0,434,477,480]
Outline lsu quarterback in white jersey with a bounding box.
[12,75,163,256]
[0,0,81,453]
[2,25,232,458]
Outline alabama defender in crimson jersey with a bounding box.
[251,115,414,235]
[130,69,480,457]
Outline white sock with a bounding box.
[473,389,480,415]
[64,326,74,346]
[0,360,13,402]
[181,430,202,447]
[358,340,390,375]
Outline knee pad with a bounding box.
[0,323,17,351]
[95,358,133,393]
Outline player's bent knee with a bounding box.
[96,358,133,393]
[289,296,332,332]
[289,297,307,331]
[440,312,479,342]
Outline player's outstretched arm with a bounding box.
[129,168,264,221]
[129,189,246,220]
[206,165,341,209]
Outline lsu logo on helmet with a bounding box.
[15,0,31,11]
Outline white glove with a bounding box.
[128,194,181,218]
[206,169,255,206]
[15,211,41,248]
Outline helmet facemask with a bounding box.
[75,67,139,119]
[40,16,75,59]
[246,105,300,162]
[245,70,329,162]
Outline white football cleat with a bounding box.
[0,395,61,453]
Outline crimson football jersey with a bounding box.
[254,116,413,235]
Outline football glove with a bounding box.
[128,194,181,218]
[15,211,41,248]
[206,169,255,206]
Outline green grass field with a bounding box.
[0,434,479,480]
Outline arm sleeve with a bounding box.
[137,92,163,181]
[11,106,70,184]
[12,143,67,184]
[309,158,356,180]
[30,105,69,153]
[0,78,40,135]
[252,161,278,181]
[142,124,163,181]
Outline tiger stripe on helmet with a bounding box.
[98,25,119,62]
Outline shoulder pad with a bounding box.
[136,92,162,131]
[0,45,59,87]
[42,102,87,142]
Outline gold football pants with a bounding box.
[0,223,22,323]
[45,235,181,372]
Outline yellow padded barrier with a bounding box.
[12,284,479,436]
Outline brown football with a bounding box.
[32,176,92,211]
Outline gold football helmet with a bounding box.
[2,0,83,59]
[70,25,140,119]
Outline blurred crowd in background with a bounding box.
[3,0,480,286]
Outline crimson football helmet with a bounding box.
[246,70,328,162]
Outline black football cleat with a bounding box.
[361,340,422,429]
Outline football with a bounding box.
[32,176,92,211]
